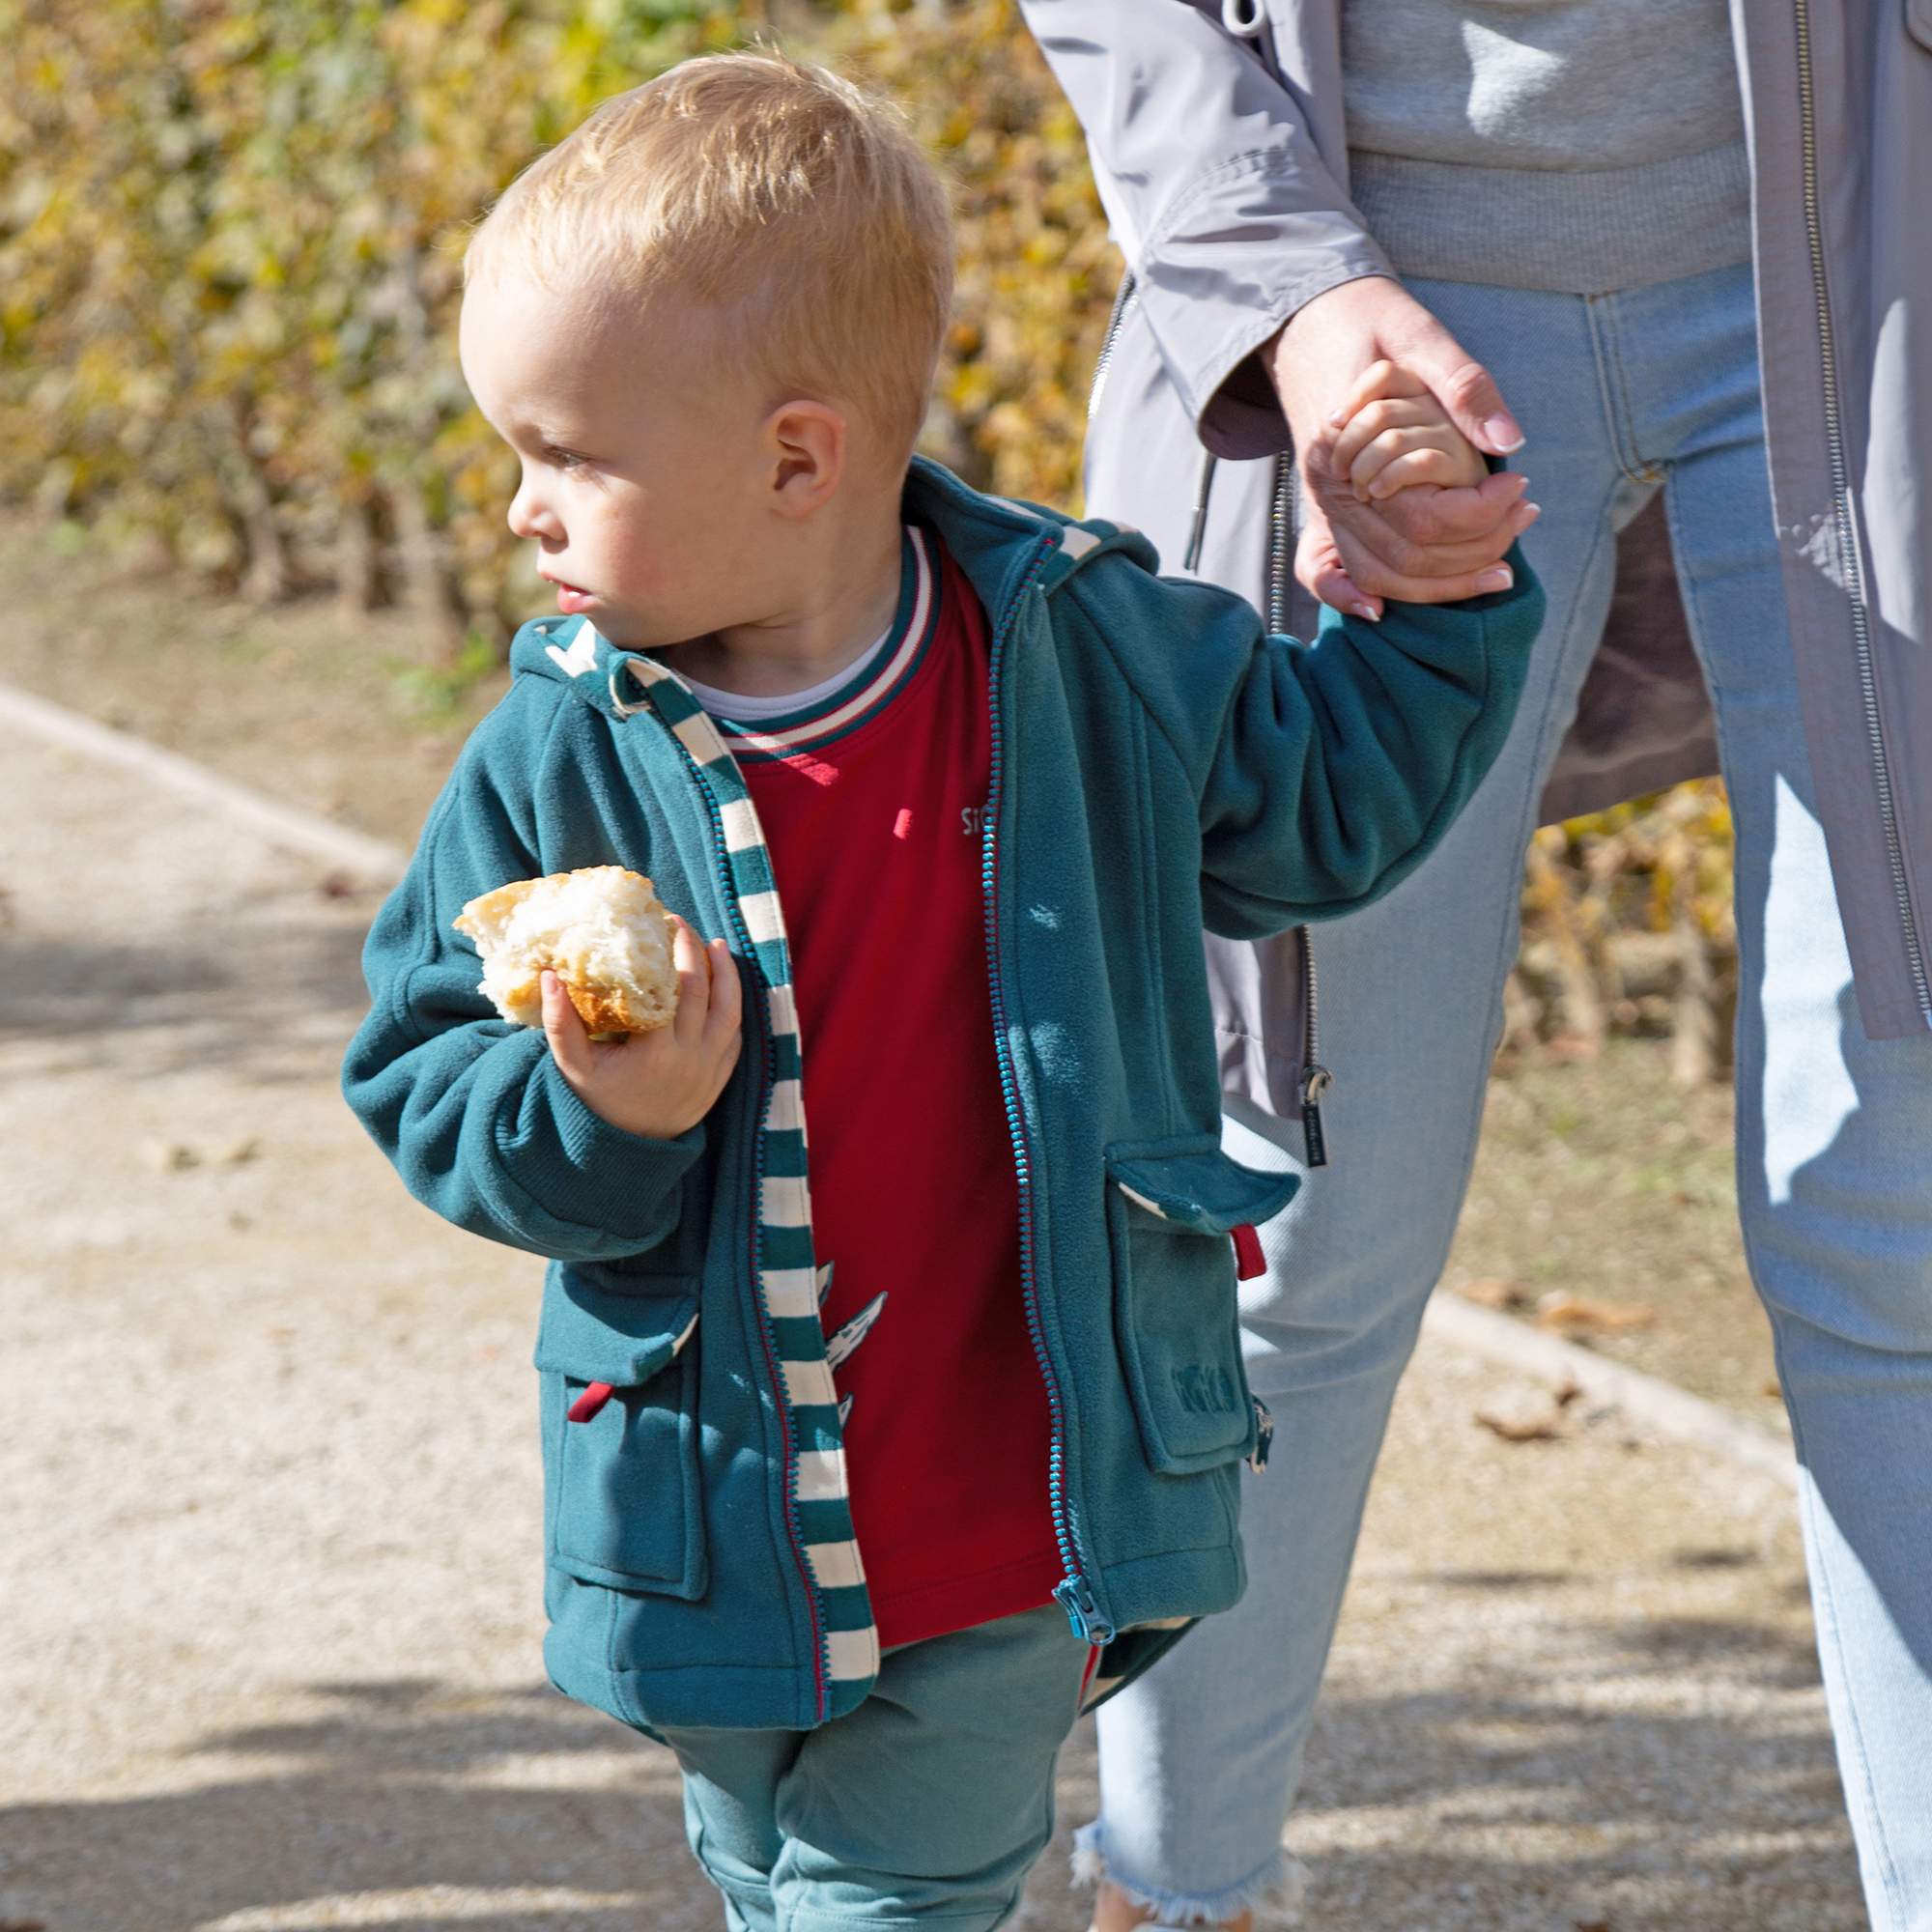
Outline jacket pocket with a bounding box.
[1911,0,1931,51]
[1105,1140,1300,1475]
[535,1269,706,1599]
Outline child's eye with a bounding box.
[544,444,592,472]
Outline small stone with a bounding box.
[138,1139,197,1174]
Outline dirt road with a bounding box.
[0,720,1862,1931]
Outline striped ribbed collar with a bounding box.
[691,526,938,767]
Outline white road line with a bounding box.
[0,679,410,882]
[1423,1290,1798,1489]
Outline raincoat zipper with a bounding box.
[980,536,1116,1649]
[1088,270,1138,419]
[1793,0,1932,1018]
[1267,455,1332,1166]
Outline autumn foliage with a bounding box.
[0,0,1115,646]
[0,0,1732,1069]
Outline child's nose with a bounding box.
[508,479,561,543]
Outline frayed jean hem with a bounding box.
[1069,1823,1307,1927]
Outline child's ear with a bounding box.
[765,400,846,518]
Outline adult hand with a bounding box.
[1268,276,1539,616]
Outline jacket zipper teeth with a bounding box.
[1266,453,1293,636]
[1088,270,1139,418]
[981,536,1112,1646]
[660,693,832,1719]
[1266,456,1332,1165]
[1792,0,1932,1016]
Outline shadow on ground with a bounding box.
[0,899,372,1075]
[0,1637,1856,1932]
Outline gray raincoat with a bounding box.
[1021,0,1932,1047]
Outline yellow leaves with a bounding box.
[3,0,1119,603]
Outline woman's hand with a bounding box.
[1267,276,1539,617]
[542,916,743,1141]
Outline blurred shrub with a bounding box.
[1509,778,1737,1084]
[0,0,1113,646]
[2,0,1735,1075]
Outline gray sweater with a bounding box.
[1341,0,1749,292]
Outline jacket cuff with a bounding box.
[1133,156,1393,460]
[502,1052,704,1244]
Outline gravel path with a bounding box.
[0,721,1864,1932]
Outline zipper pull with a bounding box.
[1247,1397,1274,1473]
[566,1381,615,1425]
[1231,1223,1266,1281]
[1299,1063,1332,1169]
[1053,1576,1118,1647]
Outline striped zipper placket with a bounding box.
[980,534,1117,1648]
[606,644,880,1722]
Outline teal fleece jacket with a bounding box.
[343,456,1543,1736]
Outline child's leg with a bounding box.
[662,1603,1094,1932]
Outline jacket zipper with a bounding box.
[1266,455,1332,1166]
[1088,270,1138,419]
[1792,0,1932,1018]
[981,537,1117,1649]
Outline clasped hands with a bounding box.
[1268,274,1540,618]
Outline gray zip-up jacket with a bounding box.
[1022,0,1932,1043]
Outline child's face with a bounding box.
[460,273,790,650]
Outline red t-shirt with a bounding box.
[688,527,1063,1648]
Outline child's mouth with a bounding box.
[547,578,595,615]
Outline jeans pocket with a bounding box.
[1104,1140,1298,1475]
[535,1268,706,1599]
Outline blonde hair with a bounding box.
[467,53,954,460]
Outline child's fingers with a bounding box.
[1323,357,1428,431]
[1331,397,1447,481]
[1362,446,1481,498]
[703,939,742,1034]
[541,969,593,1078]
[1349,425,1485,499]
[701,938,744,1080]
[667,916,714,1047]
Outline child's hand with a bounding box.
[1328,359,1490,503]
[541,916,743,1140]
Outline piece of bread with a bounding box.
[455,866,679,1036]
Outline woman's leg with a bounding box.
[1081,276,1642,1919]
[1646,268,1932,1931]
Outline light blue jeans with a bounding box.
[1081,261,1932,1930]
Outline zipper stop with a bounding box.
[1054,1577,1117,1647]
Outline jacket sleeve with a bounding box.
[340,718,705,1264]
[1068,550,1545,933]
[1018,0,1390,456]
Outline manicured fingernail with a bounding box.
[1475,566,1514,592]
[1483,417,1525,454]
[1351,601,1380,621]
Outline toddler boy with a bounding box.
[344,51,1540,1932]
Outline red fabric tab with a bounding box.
[566,1381,614,1425]
[1231,1224,1265,1281]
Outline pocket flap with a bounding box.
[534,1270,699,1386]
[1106,1143,1300,1236]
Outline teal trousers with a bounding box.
[659,1605,1094,1932]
